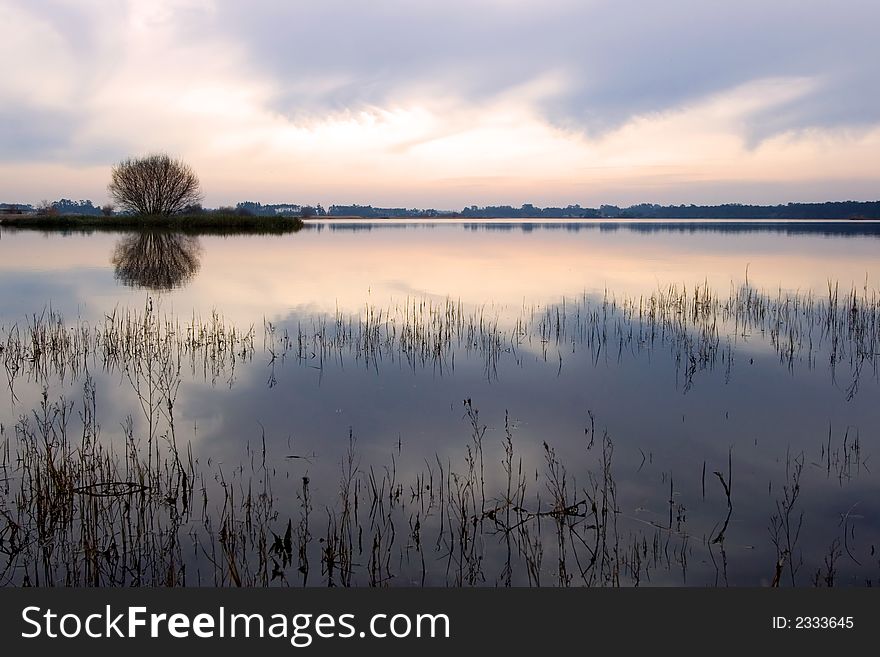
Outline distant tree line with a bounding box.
[0,199,104,215]
[459,204,600,218]
[3,199,880,219]
[602,201,880,219]
[325,204,459,218]
[236,201,326,217]
[329,201,880,219]
[458,201,880,219]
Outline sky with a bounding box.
[1,0,879,209]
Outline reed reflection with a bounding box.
[112,231,202,290]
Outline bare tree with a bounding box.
[36,200,59,216]
[108,153,203,216]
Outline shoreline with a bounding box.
[1,214,877,236]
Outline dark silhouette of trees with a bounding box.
[112,232,202,290]
[51,199,101,215]
[35,200,59,216]
[182,203,204,215]
[455,201,880,219]
[108,153,203,216]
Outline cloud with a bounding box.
[1,0,879,205]
[214,0,880,135]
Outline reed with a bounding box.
[0,385,873,586]
[0,279,877,586]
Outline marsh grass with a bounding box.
[4,281,878,396]
[3,386,870,587]
[0,382,873,588]
[0,380,634,586]
[2,302,254,397]
[256,280,878,395]
[0,280,877,586]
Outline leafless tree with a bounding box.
[36,200,58,216]
[108,153,203,216]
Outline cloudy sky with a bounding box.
[2,0,879,208]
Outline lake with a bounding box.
[1,219,878,586]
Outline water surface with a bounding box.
[1,220,878,586]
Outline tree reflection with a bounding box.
[112,232,202,290]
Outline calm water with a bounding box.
[1,220,879,586]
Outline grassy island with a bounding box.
[0,212,306,234]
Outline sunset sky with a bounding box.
[2,0,879,209]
